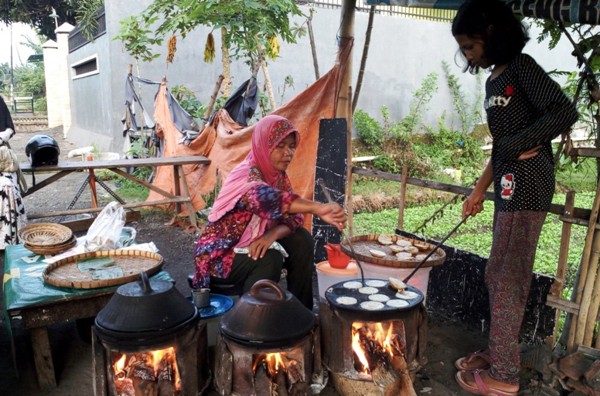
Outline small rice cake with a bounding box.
[395,239,413,247]
[377,234,393,245]
[336,296,358,305]
[396,252,413,260]
[404,246,419,255]
[343,281,363,289]
[386,299,409,308]
[369,249,387,258]
[369,294,390,302]
[390,245,404,254]
[396,290,420,300]
[365,279,387,287]
[414,241,429,251]
[358,286,379,295]
[360,301,384,311]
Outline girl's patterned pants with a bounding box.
[485,210,546,384]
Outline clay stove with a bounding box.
[213,280,323,396]
[92,273,210,396]
[320,279,428,395]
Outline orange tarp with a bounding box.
[147,41,351,220]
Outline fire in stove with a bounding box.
[351,321,405,377]
[112,347,182,396]
[252,352,307,394]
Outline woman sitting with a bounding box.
[192,115,346,309]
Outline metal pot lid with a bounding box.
[95,272,197,334]
[220,280,315,347]
[325,278,424,313]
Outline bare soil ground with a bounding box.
[0,126,509,395]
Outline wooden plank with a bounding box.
[351,166,592,221]
[21,170,74,197]
[27,198,191,219]
[57,210,141,232]
[19,155,210,172]
[12,294,113,328]
[397,165,408,231]
[547,295,580,315]
[571,147,600,159]
[30,327,57,389]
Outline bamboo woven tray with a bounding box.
[43,250,164,289]
[340,234,446,268]
[19,222,73,246]
[25,235,77,256]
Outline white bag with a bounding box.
[84,202,126,251]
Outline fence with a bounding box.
[307,0,456,21]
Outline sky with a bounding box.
[0,23,38,67]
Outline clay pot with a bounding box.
[95,272,197,344]
[220,280,314,347]
[325,243,351,269]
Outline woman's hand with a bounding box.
[315,202,347,231]
[247,234,276,260]
[517,145,541,161]
[462,191,485,219]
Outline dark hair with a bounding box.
[451,0,529,73]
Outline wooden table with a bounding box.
[2,244,173,389]
[19,156,210,228]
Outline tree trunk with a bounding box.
[307,8,320,80]
[353,5,375,113]
[261,60,277,111]
[221,27,232,97]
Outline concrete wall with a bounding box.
[62,2,580,152]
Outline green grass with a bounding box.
[352,191,594,278]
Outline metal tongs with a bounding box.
[317,179,365,284]
[402,215,468,283]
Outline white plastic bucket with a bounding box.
[360,261,432,299]
[316,261,359,300]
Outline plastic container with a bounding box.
[360,260,432,299]
[316,261,359,300]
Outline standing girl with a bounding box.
[451,0,578,395]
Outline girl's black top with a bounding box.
[485,53,578,212]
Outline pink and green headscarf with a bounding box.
[208,115,300,246]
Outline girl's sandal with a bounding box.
[455,369,518,396]
[454,349,491,371]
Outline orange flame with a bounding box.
[112,346,182,391]
[351,322,403,374]
[253,353,297,378]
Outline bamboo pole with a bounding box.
[346,85,354,236]
[335,0,355,120]
[572,180,600,348]
[582,231,600,345]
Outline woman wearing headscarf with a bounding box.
[193,115,346,309]
[0,96,26,249]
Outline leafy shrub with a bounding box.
[353,109,384,148]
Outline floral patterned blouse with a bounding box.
[193,184,302,287]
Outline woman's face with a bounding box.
[270,133,296,172]
[454,34,491,69]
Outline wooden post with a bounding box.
[582,231,600,345]
[397,165,408,231]
[550,191,575,344]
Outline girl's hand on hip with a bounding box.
[517,145,541,161]
[248,235,275,260]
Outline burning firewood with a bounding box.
[275,369,289,396]
[156,352,176,396]
[383,355,416,396]
[129,353,158,396]
[255,362,275,395]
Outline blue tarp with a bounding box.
[364,0,600,25]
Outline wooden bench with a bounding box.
[19,156,210,229]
